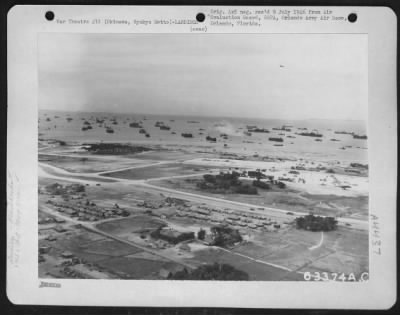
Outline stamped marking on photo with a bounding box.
[39,281,61,288]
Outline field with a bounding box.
[38,223,185,279]
[101,163,225,180]
[149,177,368,219]
[96,215,167,234]
[39,154,154,173]
[184,246,302,281]
[39,164,117,183]
[97,256,179,279]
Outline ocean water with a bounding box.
[39,110,368,163]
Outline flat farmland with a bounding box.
[185,246,299,281]
[303,251,369,276]
[96,215,167,235]
[317,227,369,256]
[101,163,221,180]
[48,229,143,262]
[232,226,368,274]
[77,238,143,257]
[86,181,167,203]
[40,164,117,183]
[39,226,186,279]
[97,256,181,279]
[39,154,154,173]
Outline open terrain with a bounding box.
[38,112,369,281]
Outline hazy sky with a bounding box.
[39,33,367,120]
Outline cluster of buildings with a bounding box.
[39,216,66,225]
[136,196,286,232]
[136,200,165,209]
[40,182,86,196]
[174,204,283,231]
[45,199,130,222]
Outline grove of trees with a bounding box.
[198,172,258,195]
[197,228,206,240]
[150,228,195,244]
[83,143,150,155]
[168,263,249,280]
[210,225,242,247]
[252,180,271,190]
[295,214,338,232]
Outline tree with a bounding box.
[253,180,270,190]
[75,184,85,193]
[197,228,206,240]
[203,174,216,183]
[210,225,242,247]
[235,184,258,195]
[277,181,286,189]
[295,214,338,232]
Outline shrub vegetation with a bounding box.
[295,214,338,232]
[198,172,258,195]
[168,263,249,280]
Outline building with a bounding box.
[64,208,77,216]
[39,246,51,254]
[54,225,66,233]
[54,217,66,223]
[61,251,74,258]
[46,234,57,241]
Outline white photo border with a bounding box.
[7,5,397,309]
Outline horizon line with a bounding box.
[38,108,367,122]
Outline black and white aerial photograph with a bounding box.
[37,33,369,281]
